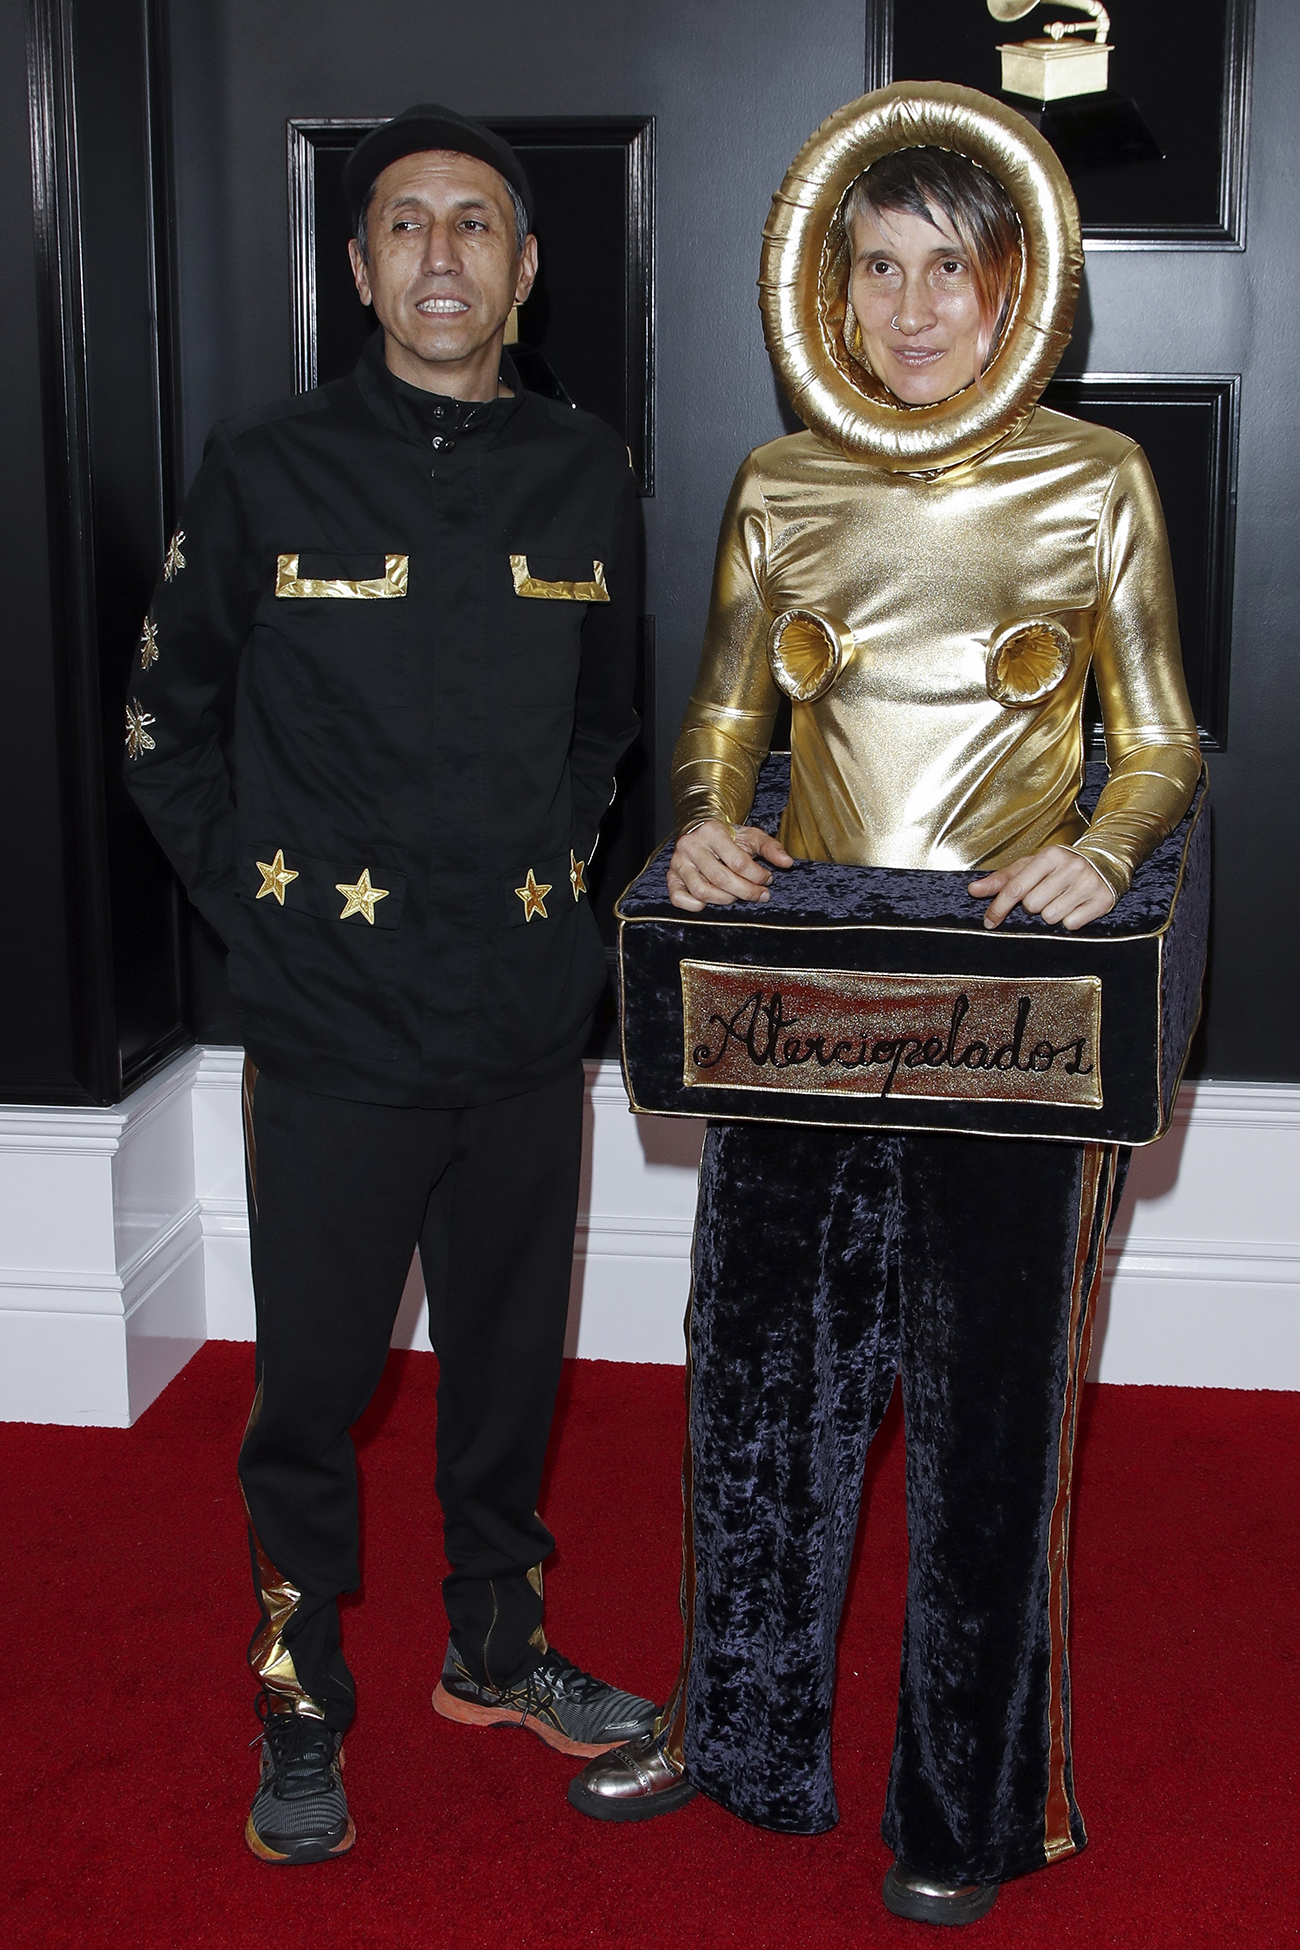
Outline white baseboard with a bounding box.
[1092,1084,1300,1386]
[191,1044,255,1342]
[0,1051,208,1425]
[3,1052,1298,1423]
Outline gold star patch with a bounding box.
[125,699,156,759]
[569,851,587,901]
[515,868,552,922]
[163,529,186,581]
[335,868,389,924]
[139,616,159,669]
[255,848,299,905]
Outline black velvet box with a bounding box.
[617,757,1208,1145]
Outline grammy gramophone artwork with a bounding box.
[992,0,1113,102]
[617,82,1209,1150]
[987,0,1162,171]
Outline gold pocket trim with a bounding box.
[275,553,408,599]
[510,554,609,602]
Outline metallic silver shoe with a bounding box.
[566,1728,698,1823]
[881,1861,999,1926]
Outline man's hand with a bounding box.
[969,846,1115,931]
[667,820,795,911]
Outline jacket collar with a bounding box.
[353,329,527,445]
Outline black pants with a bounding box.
[237,1060,584,1728]
[671,1121,1126,1885]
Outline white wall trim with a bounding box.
[0,1053,203,1158]
[202,1197,253,1236]
[586,1067,641,1106]
[1153,1084,1300,1131]
[0,1206,204,1311]
[3,1052,1299,1422]
[1106,1238,1300,1282]
[0,1049,208,1424]
[575,1213,695,1256]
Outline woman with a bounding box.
[571,84,1200,1928]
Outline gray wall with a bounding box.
[162,0,1300,1081]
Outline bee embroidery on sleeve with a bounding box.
[125,700,156,759]
[163,530,186,581]
[139,617,159,669]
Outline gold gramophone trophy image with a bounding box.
[990,0,1111,101]
[986,0,1161,172]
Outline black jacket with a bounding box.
[124,335,639,1106]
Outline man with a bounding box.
[126,103,653,1866]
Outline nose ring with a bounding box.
[891,314,900,330]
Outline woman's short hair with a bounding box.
[843,146,1022,366]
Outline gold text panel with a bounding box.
[680,961,1102,1107]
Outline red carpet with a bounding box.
[2,1347,1297,1949]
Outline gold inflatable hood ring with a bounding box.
[759,81,1082,474]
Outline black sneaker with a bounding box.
[245,1700,355,1865]
[432,1642,656,1757]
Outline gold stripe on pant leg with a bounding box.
[1042,1142,1114,1861]
[241,1055,260,1217]
[245,1528,326,1719]
[236,1062,323,1718]
[655,1284,697,1768]
[238,1378,326,1719]
[1073,1148,1118,1416]
[526,1560,549,1656]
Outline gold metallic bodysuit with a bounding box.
[671,85,1200,898]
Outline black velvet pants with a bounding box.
[675,1120,1126,1886]
[236,1060,584,1729]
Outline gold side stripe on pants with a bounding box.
[527,1561,549,1656]
[1042,1143,1114,1861]
[241,1057,259,1216]
[248,1532,324,1717]
[239,1378,325,1720]
[656,1280,698,1767]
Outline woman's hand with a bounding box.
[667,820,795,911]
[969,847,1115,931]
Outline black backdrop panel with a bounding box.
[870,0,1253,245]
[1041,375,1238,749]
[0,0,77,1095]
[14,0,190,1105]
[74,0,187,1086]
